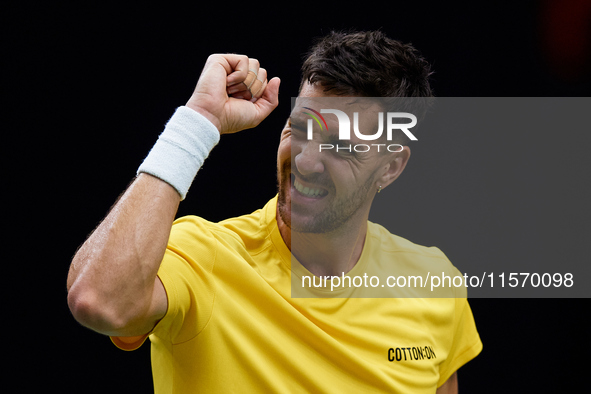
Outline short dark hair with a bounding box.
[300,30,434,98]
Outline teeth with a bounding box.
[294,179,325,197]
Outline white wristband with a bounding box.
[137,106,220,200]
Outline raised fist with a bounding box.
[185,54,280,134]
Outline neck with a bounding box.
[277,207,369,277]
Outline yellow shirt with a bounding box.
[112,196,482,393]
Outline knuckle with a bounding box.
[205,54,223,65]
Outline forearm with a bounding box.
[67,173,179,335]
[67,106,220,335]
[66,54,279,336]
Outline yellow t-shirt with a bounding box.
[112,196,482,393]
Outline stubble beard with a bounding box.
[277,163,375,234]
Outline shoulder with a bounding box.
[169,205,269,252]
[365,221,464,298]
[367,221,451,262]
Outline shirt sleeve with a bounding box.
[437,297,483,387]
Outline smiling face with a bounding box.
[276,84,401,234]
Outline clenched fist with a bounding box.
[185,54,280,134]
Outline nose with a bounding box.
[294,140,325,176]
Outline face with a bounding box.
[276,84,391,234]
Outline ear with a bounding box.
[376,146,411,191]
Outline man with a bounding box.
[67,31,481,393]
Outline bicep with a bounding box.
[436,372,458,394]
[110,277,168,350]
[139,275,168,335]
[114,276,168,338]
[150,276,169,326]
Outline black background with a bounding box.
[5,1,590,392]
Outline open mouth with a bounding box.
[292,174,328,198]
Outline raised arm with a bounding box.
[66,54,280,337]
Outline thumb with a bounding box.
[254,77,281,119]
